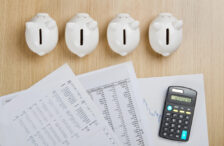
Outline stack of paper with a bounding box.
[0,65,122,146]
[0,62,209,146]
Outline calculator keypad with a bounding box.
[159,103,193,141]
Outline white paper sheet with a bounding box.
[139,74,209,146]
[0,64,122,146]
[0,64,209,146]
[0,91,24,108]
[77,62,153,146]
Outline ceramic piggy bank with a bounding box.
[25,13,58,56]
[107,13,140,56]
[65,13,99,57]
[149,13,183,56]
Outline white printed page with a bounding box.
[0,72,210,146]
[0,64,122,146]
[139,74,209,146]
[0,91,23,108]
[77,62,153,146]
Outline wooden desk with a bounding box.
[0,0,223,145]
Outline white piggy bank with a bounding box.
[149,13,183,56]
[65,13,99,57]
[107,13,140,56]
[25,13,58,56]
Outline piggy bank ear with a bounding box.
[172,20,183,30]
[152,22,162,31]
[66,22,77,30]
[45,20,57,29]
[129,21,139,30]
[109,22,117,30]
[87,21,98,30]
[26,22,36,29]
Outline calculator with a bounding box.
[159,86,197,141]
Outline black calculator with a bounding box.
[159,86,197,141]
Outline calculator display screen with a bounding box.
[171,95,191,103]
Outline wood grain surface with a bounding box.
[0,0,223,145]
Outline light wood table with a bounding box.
[0,0,223,145]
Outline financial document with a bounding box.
[77,62,153,146]
[0,63,209,146]
[0,64,122,146]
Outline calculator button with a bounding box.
[179,110,185,114]
[172,113,178,118]
[186,115,190,120]
[163,132,168,136]
[179,114,184,119]
[178,120,182,124]
[170,128,175,133]
[186,111,191,115]
[171,123,175,128]
[164,122,169,127]
[184,120,189,125]
[174,105,179,109]
[173,109,178,112]
[171,118,176,123]
[165,112,172,117]
[183,126,188,129]
[176,129,181,134]
[181,130,188,140]
[163,127,168,131]
[177,125,181,128]
[169,133,174,137]
[165,117,170,121]
[167,105,173,111]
